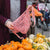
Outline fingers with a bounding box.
[9,24,14,30]
[9,27,14,30]
[6,21,14,30]
[10,24,14,30]
[11,24,14,27]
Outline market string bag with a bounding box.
[12,5,35,39]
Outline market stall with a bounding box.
[0,33,50,50]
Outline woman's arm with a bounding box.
[0,14,14,30]
[0,14,8,25]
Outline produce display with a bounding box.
[26,33,50,50]
[0,40,34,50]
[0,33,50,50]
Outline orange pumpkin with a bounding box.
[10,41,15,44]
[18,43,23,48]
[14,42,23,48]
[9,44,17,50]
[0,46,2,50]
[1,45,4,47]
[0,39,33,50]
[22,42,32,50]
[4,47,12,50]
[22,39,28,43]
[18,48,24,50]
[2,44,9,49]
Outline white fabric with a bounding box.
[10,0,20,21]
[45,7,49,13]
[38,3,49,13]
[38,3,45,11]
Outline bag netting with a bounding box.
[12,5,35,39]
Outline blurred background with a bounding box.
[27,0,50,37]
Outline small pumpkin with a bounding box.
[36,33,42,38]
[22,39,28,43]
[18,48,24,50]
[31,48,35,50]
[0,46,2,50]
[4,47,12,50]
[9,43,17,50]
[10,41,15,44]
[14,42,23,48]
[22,42,32,50]
[2,44,9,49]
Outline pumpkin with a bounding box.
[2,44,9,49]
[14,42,23,48]
[18,48,24,50]
[4,47,12,50]
[18,43,23,48]
[10,41,15,44]
[42,35,45,39]
[36,33,45,39]
[9,44,17,50]
[0,39,33,50]
[31,48,35,50]
[22,42,32,50]
[36,33,42,38]
[1,45,4,47]
[22,39,28,43]
[0,46,2,50]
